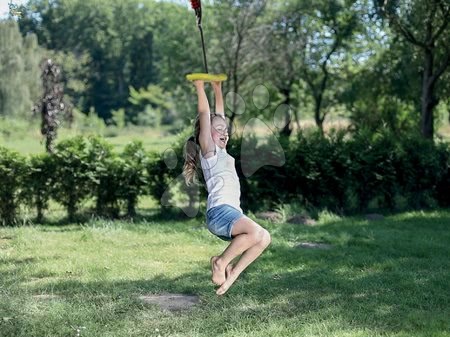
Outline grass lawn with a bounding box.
[2,115,449,156]
[0,124,179,155]
[1,210,449,337]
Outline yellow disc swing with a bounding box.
[186,0,227,83]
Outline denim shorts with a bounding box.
[206,204,245,241]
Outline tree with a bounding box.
[375,0,450,139]
[258,1,306,137]
[208,0,267,134]
[18,0,160,121]
[300,0,360,132]
[36,59,68,153]
[0,20,42,118]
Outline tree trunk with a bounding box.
[314,94,325,134]
[280,88,292,137]
[421,49,439,139]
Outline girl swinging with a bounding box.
[183,80,271,295]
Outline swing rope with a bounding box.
[186,0,227,82]
[189,0,208,73]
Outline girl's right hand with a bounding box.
[211,81,221,90]
[194,80,204,89]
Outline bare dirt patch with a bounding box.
[287,215,317,226]
[138,293,200,312]
[256,211,283,223]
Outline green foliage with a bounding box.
[230,130,450,214]
[347,128,398,210]
[146,151,175,203]
[0,147,27,225]
[7,0,449,140]
[128,85,176,127]
[1,129,449,224]
[51,50,92,115]
[0,20,42,118]
[17,0,195,123]
[118,141,149,216]
[284,130,350,212]
[52,136,99,220]
[73,108,107,134]
[110,108,126,129]
[22,153,55,222]
[85,136,119,217]
[394,134,450,208]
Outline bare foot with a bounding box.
[216,269,239,296]
[210,256,226,286]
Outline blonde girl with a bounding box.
[183,80,271,295]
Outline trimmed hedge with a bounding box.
[0,131,449,225]
[0,147,27,225]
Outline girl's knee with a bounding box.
[248,227,263,245]
[252,227,270,247]
[260,229,271,248]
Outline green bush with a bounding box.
[395,134,449,208]
[281,130,350,212]
[52,136,98,221]
[232,129,449,214]
[117,141,149,217]
[22,153,55,223]
[87,136,121,218]
[1,131,448,224]
[436,161,450,207]
[0,147,27,225]
[347,129,398,211]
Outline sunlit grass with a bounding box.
[0,122,178,155]
[1,209,449,337]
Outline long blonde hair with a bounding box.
[183,115,201,186]
[183,113,224,186]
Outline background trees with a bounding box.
[0,20,41,119]
[375,0,450,139]
[0,0,447,140]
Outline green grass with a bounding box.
[1,210,449,337]
[2,116,449,156]
[0,123,178,155]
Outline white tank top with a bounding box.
[200,145,242,212]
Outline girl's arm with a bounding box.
[194,81,215,157]
[212,81,224,117]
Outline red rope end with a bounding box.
[190,0,201,10]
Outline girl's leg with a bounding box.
[211,217,271,295]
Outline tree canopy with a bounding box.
[0,0,447,139]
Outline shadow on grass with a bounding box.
[1,210,449,336]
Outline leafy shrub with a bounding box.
[1,130,448,224]
[87,136,121,218]
[347,129,398,211]
[117,141,149,216]
[283,130,349,212]
[22,153,55,222]
[52,136,98,220]
[395,134,449,208]
[0,147,27,225]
